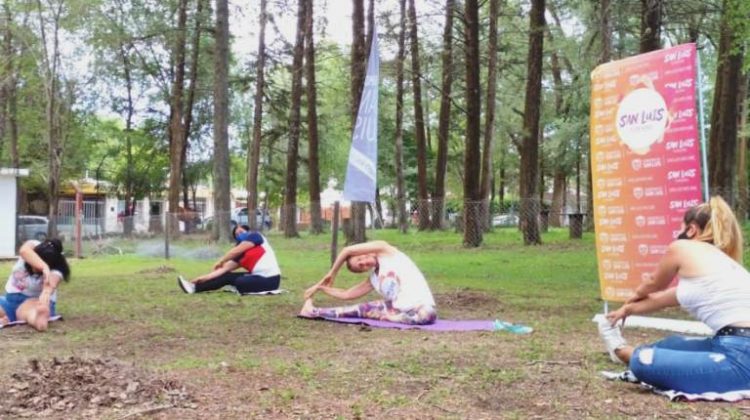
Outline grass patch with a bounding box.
[0,228,745,418]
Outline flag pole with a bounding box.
[696,49,710,200]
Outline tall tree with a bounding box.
[0,4,8,160]
[708,0,744,206]
[305,0,323,234]
[546,2,574,228]
[407,0,430,230]
[394,0,408,233]
[431,0,454,231]
[737,72,749,219]
[5,4,19,169]
[247,0,267,230]
[462,0,482,247]
[348,0,367,244]
[480,0,500,231]
[518,0,545,245]
[181,0,206,234]
[283,0,306,238]
[213,0,231,242]
[586,0,613,230]
[366,0,383,229]
[119,42,136,236]
[167,0,189,237]
[639,0,662,53]
[35,0,67,238]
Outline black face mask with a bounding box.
[677,230,690,240]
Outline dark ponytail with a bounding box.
[24,239,71,281]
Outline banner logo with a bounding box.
[616,87,668,154]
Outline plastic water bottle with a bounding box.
[493,320,533,334]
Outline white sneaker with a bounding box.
[177,275,195,294]
[597,318,626,363]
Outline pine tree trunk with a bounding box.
[394,0,408,234]
[36,0,65,238]
[168,0,188,238]
[306,0,323,234]
[639,0,662,53]
[587,0,612,231]
[737,72,749,220]
[431,0,454,231]
[407,0,430,231]
[348,0,367,244]
[546,9,564,229]
[550,171,565,227]
[708,0,743,207]
[283,0,306,238]
[480,0,500,232]
[462,0,482,247]
[0,3,12,163]
[213,0,231,242]
[247,0,267,230]
[519,0,545,245]
[120,43,135,236]
[181,0,205,235]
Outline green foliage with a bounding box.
[0,0,739,240]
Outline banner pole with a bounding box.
[696,50,710,200]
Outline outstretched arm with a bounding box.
[628,242,682,303]
[315,278,374,301]
[607,288,679,325]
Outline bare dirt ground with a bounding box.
[0,357,193,419]
[2,287,749,419]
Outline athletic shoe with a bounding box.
[597,318,626,363]
[177,275,195,294]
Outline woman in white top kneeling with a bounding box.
[300,240,436,325]
[598,196,750,394]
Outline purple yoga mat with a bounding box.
[0,314,63,330]
[320,317,498,331]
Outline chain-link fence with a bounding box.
[13,195,598,258]
[17,183,750,260]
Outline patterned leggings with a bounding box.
[313,300,437,325]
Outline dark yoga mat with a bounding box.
[313,317,533,333]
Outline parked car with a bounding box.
[491,214,519,227]
[17,215,49,241]
[197,215,214,231]
[230,207,272,230]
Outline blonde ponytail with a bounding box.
[694,196,743,263]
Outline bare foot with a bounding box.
[30,302,50,331]
[0,316,9,327]
[299,299,316,318]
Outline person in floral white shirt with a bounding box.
[0,239,70,331]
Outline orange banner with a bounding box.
[590,43,703,302]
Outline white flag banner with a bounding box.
[343,29,379,202]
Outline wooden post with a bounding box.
[540,209,549,233]
[569,213,583,239]
[331,201,340,266]
[71,182,82,258]
[165,211,171,260]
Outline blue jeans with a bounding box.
[630,334,750,394]
[0,293,57,323]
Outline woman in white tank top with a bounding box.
[597,196,750,395]
[299,240,436,325]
